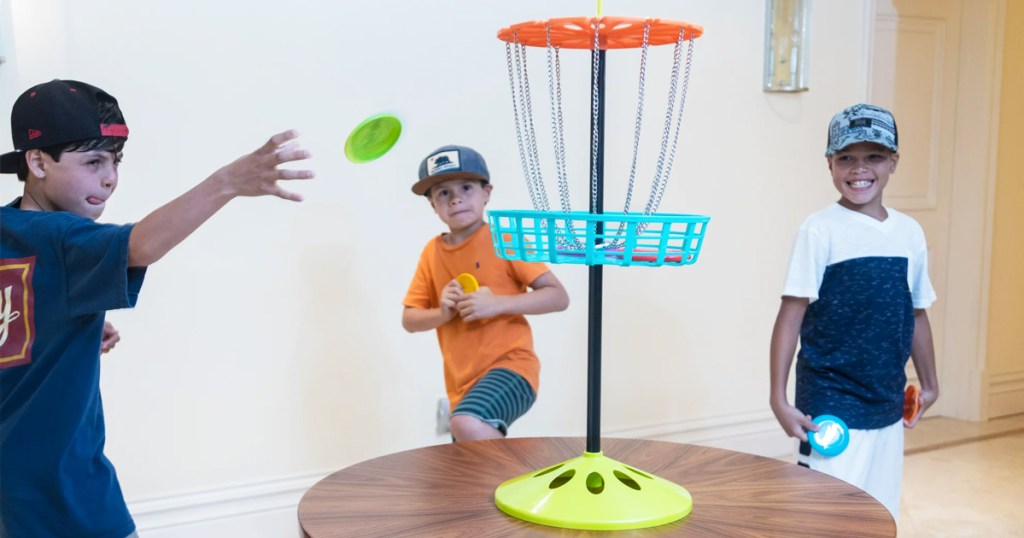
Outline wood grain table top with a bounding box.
[298,437,896,537]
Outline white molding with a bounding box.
[605,410,794,459]
[126,414,793,534]
[977,0,1007,421]
[128,471,330,532]
[989,370,1024,418]
[942,0,1002,420]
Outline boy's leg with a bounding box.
[449,415,504,441]
[450,368,535,442]
[800,420,904,520]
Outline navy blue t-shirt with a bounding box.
[795,257,914,428]
[1,198,146,538]
[782,204,936,430]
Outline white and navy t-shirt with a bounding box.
[783,203,936,429]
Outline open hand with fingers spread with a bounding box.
[214,129,316,202]
[128,129,318,267]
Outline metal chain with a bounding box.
[506,38,543,210]
[520,42,550,211]
[603,21,651,247]
[547,26,571,214]
[547,26,582,249]
[509,37,550,211]
[646,32,695,216]
[638,29,683,223]
[621,22,651,216]
[589,19,601,214]
[635,29,695,236]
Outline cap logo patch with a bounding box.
[850,118,872,128]
[427,150,461,175]
[27,129,42,140]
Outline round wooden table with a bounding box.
[298,437,896,537]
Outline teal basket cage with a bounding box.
[488,210,709,267]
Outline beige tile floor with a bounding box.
[898,414,1024,537]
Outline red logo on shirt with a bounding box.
[0,257,35,369]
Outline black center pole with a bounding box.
[586,47,606,454]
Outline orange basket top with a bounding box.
[497,16,703,50]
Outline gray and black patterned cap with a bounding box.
[825,104,898,157]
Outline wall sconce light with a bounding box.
[763,0,811,92]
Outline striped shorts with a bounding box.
[451,368,536,435]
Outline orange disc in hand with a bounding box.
[904,385,921,422]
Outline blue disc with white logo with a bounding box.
[809,415,850,457]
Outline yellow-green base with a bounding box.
[495,452,692,530]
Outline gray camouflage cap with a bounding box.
[825,104,898,157]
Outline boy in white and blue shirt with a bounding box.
[769,104,939,520]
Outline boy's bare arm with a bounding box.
[402,306,448,333]
[906,308,938,427]
[402,280,461,333]
[769,296,815,441]
[127,130,314,267]
[456,271,569,322]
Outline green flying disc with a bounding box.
[344,113,402,163]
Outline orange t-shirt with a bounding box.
[403,223,551,408]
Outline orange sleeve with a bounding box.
[402,240,437,309]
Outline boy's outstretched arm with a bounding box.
[128,130,314,267]
[770,296,816,442]
[456,271,569,322]
[906,308,938,427]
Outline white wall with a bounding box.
[0,0,872,534]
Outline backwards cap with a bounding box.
[825,103,898,157]
[0,79,129,174]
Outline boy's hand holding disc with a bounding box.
[904,385,922,426]
[808,415,849,457]
[456,273,479,293]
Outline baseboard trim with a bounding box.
[604,410,793,459]
[127,413,792,533]
[129,471,330,531]
[989,370,1024,417]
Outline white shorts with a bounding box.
[797,419,903,520]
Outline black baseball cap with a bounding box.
[0,79,129,174]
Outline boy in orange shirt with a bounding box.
[402,145,569,442]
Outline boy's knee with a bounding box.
[450,414,502,442]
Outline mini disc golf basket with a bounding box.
[489,16,708,531]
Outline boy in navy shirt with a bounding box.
[769,104,939,520]
[0,79,314,538]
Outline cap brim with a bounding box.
[0,151,20,174]
[411,171,488,196]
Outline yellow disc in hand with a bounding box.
[456,273,479,293]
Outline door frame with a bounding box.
[866,0,1005,420]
